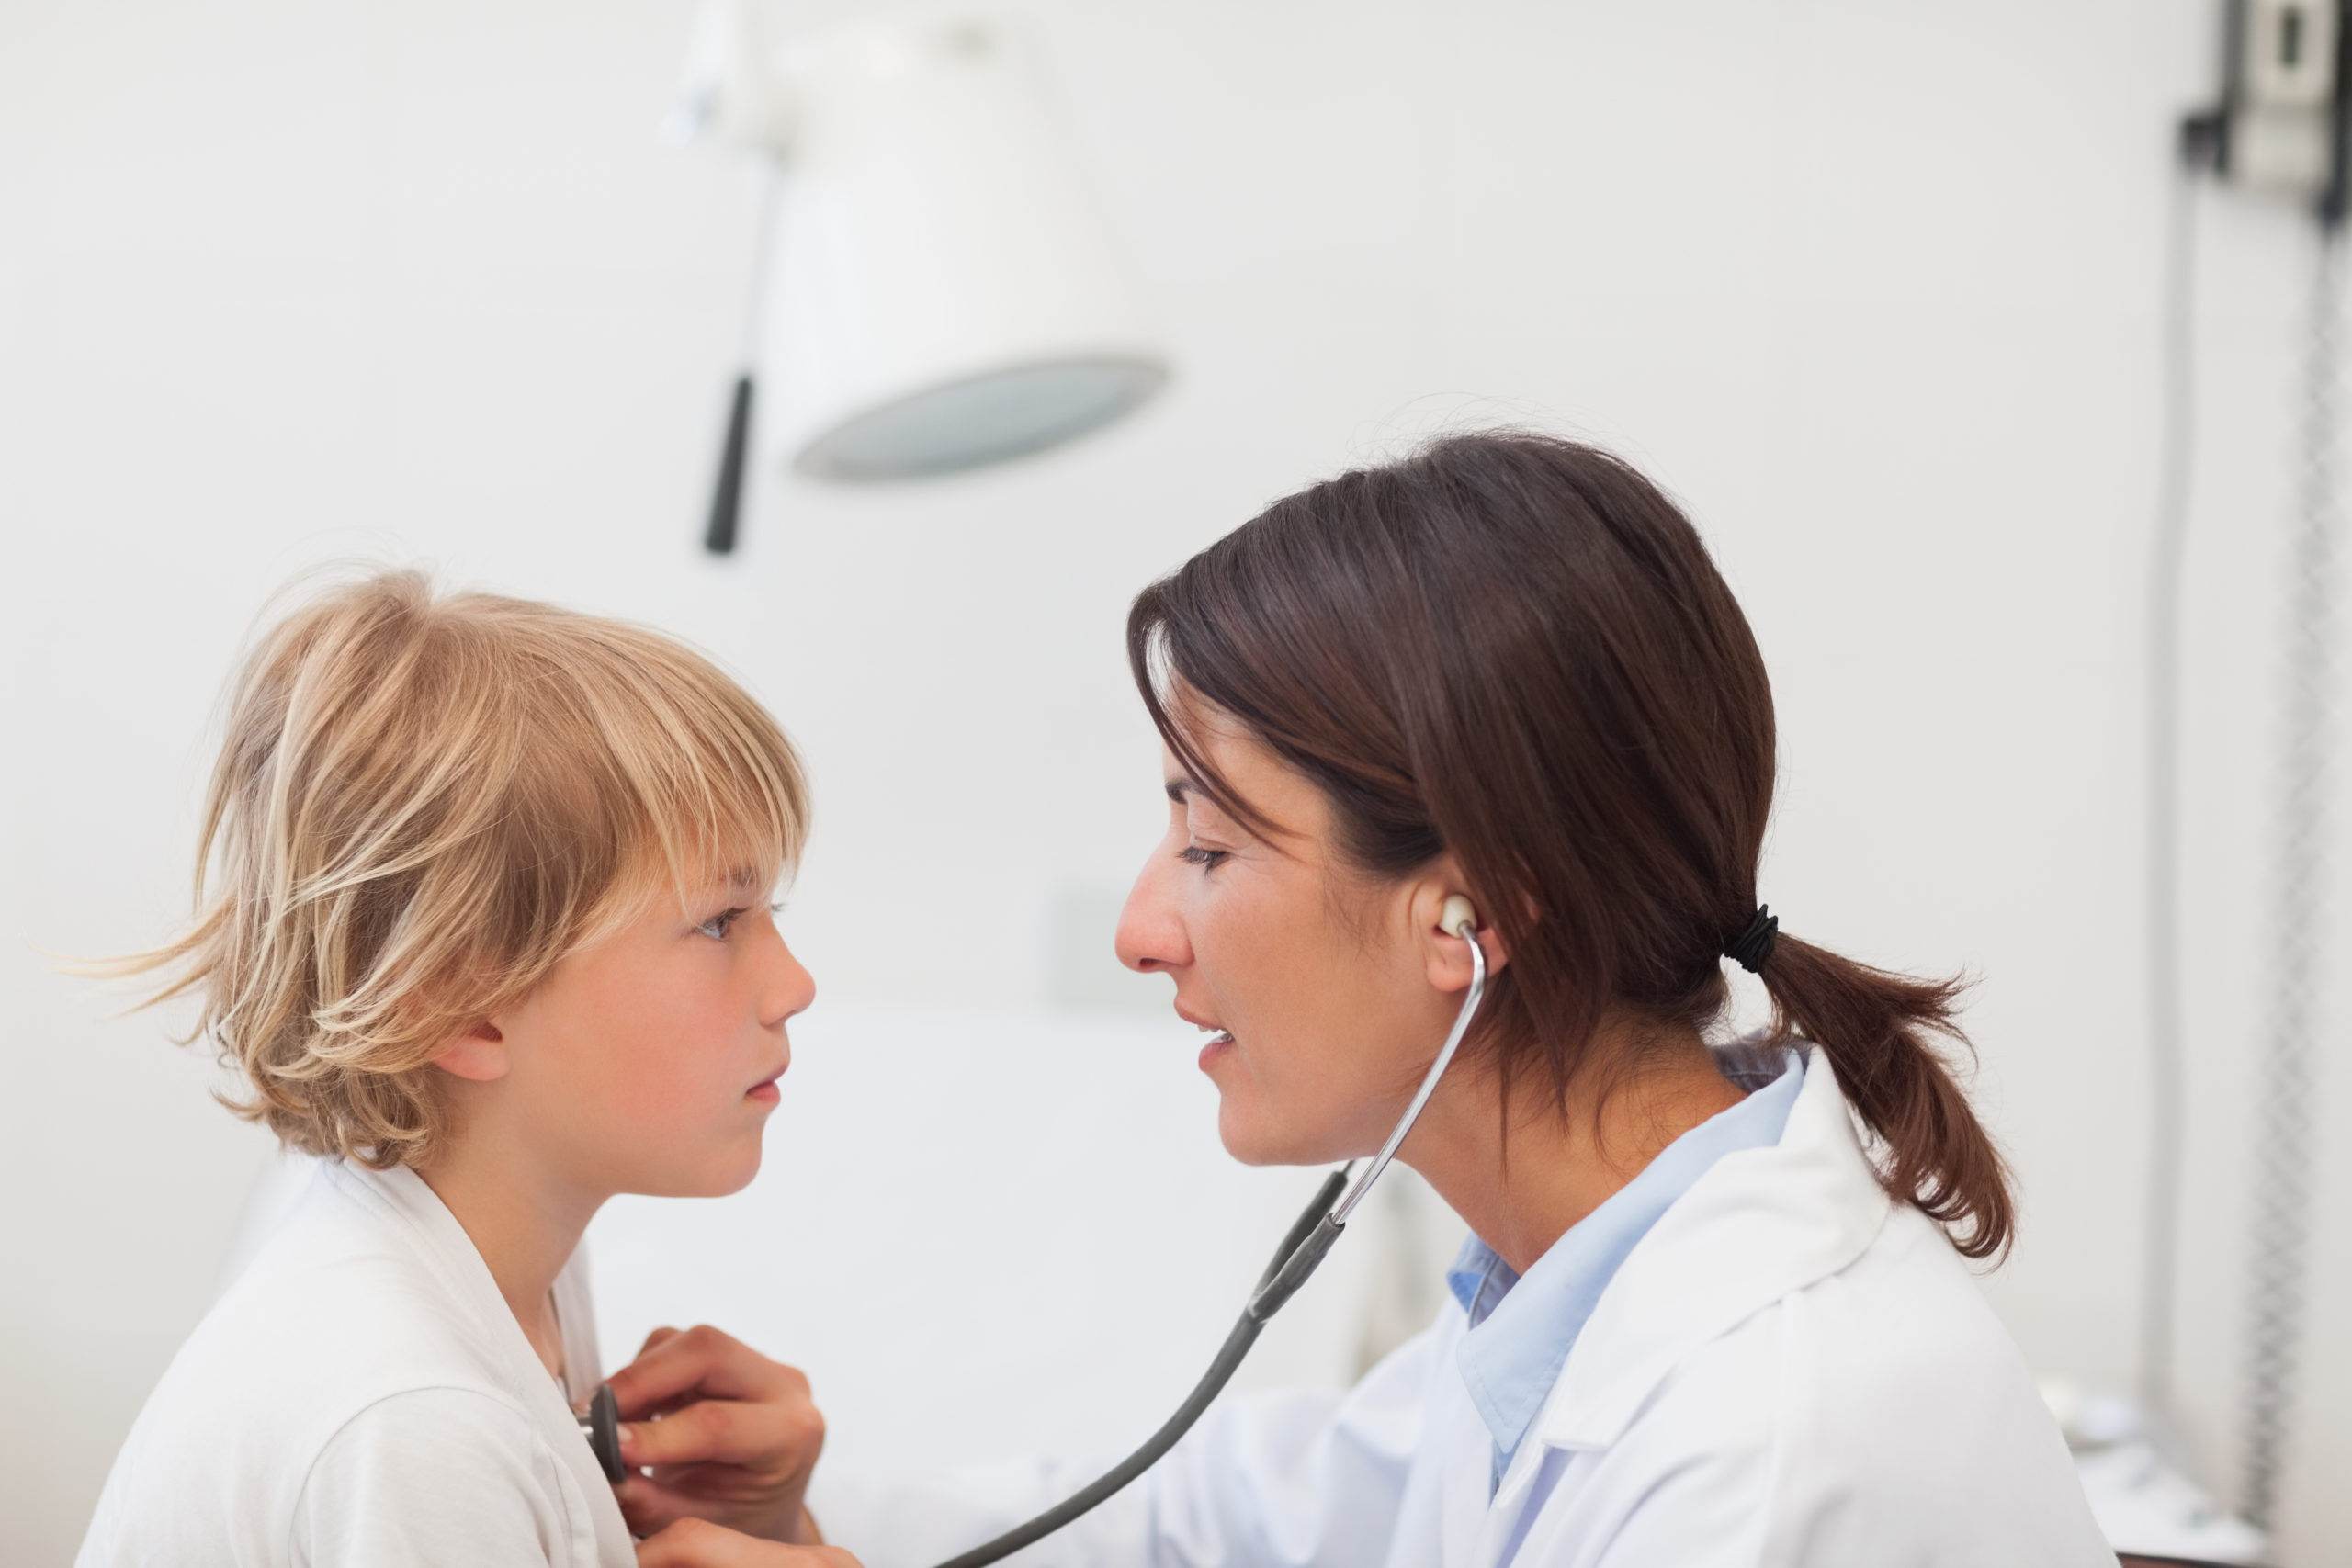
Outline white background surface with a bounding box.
[4,0,2350,1562]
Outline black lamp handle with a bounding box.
[704,373,755,556]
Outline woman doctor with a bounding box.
[622,433,2113,1568]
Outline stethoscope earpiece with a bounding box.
[1441,894,1477,940]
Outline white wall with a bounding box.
[5,0,2349,1562]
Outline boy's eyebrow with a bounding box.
[725,865,765,891]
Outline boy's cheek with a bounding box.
[603,1059,747,1150]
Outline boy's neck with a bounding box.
[415,1141,604,1383]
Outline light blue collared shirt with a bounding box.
[1446,1048,1805,1487]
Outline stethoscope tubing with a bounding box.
[929,925,1488,1568]
[927,1176,1337,1568]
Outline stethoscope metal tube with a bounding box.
[577,905,1488,1564]
[1328,901,1487,1230]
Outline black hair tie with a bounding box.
[1724,905,1779,973]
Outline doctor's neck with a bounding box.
[1404,1019,1743,1277]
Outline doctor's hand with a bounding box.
[637,1518,861,1568]
[607,1325,828,1545]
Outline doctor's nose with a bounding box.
[1115,854,1191,976]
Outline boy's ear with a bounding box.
[429,1021,510,1083]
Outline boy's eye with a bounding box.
[1177,844,1230,871]
[696,907,749,940]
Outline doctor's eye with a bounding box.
[1178,844,1230,871]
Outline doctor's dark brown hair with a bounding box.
[1126,432,2013,1259]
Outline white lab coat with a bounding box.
[812,1052,2113,1568]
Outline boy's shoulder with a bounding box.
[79,1160,604,1566]
[199,1158,542,1417]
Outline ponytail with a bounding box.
[1755,934,2012,1260]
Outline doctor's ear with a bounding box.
[428,1020,510,1083]
[1413,879,1507,993]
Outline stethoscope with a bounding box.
[581,896,1488,1567]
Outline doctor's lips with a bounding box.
[1178,1005,1236,1068]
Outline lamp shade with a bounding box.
[715,10,1169,482]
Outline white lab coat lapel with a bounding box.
[1441,1052,1891,1568]
[1468,1427,1563,1568]
[1535,1050,1887,1456]
[1440,1395,1496,1568]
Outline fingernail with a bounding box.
[616,1423,639,1456]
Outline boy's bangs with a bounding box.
[637,781,799,917]
[582,651,808,939]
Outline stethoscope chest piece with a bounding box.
[579,1382,626,1483]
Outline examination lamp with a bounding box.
[674,3,1170,551]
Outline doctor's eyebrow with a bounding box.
[1164,778,1195,803]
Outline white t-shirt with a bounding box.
[77,1159,635,1567]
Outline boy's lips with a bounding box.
[745,1065,786,1104]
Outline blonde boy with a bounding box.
[79,572,831,1567]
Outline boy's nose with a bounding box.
[761,931,816,1028]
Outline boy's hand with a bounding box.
[607,1325,828,1545]
[637,1517,862,1568]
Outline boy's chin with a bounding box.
[629,1142,765,1200]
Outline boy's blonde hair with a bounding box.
[124,570,808,1169]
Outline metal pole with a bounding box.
[2239,220,2344,1531]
